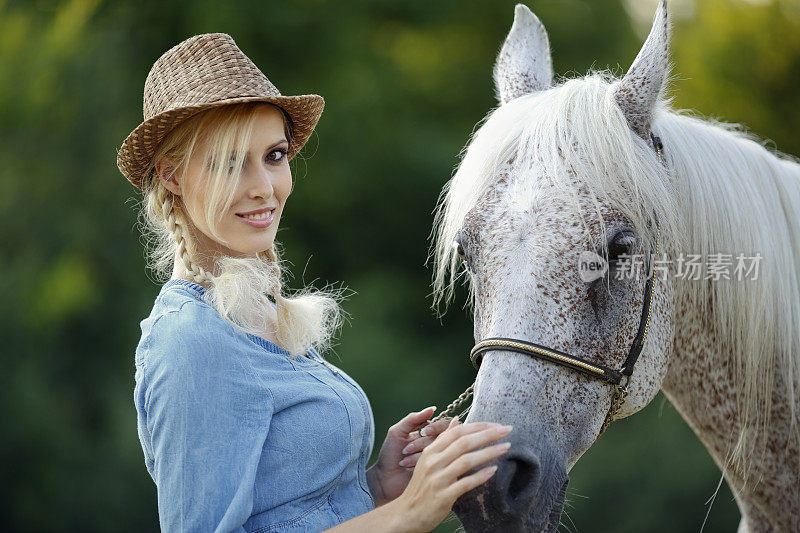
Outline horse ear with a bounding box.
[614,0,671,140]
[493,4,553,105]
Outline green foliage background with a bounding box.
[1,0,798,531]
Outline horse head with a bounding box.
[430,1,686,530]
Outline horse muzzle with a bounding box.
[453,439,569,533]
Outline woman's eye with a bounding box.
[266,148,287,163]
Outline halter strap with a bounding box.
[469,238,658,386]
[471,339,625,384]
[469,219,660,437]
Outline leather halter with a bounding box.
[424,133,665,440]
[471,218,660,438]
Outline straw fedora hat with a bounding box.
[117,32,324,190]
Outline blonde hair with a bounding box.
[137,101,345,358]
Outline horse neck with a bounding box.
[662,288,799,530]
[657,113,800,530]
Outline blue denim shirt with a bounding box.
[133,279,376,532]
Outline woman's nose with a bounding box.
[246,166,275,200]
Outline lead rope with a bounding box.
[427,384,474,425]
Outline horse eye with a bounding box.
[607,230,636,262]
[453,239,470,268]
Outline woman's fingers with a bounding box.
[392,418,513,532]
[426,418,496,453]
[435,424,513,466]
[402,437,432,456]
[398,451,422,469]
[402,415,458,455]
[389,406,437,436]
[443,440,511,479]
[403,437,511,471]
[402,418,452,455]
[419,417,451,438]
[445,465,499,500]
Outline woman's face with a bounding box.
[160,104,292,260]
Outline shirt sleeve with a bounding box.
[143,300,274,533]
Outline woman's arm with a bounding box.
[323,498,412,533]
[144,301,275,532]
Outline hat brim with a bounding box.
[117,94,324,190]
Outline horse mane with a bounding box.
[428,70,800,479]
[658,108,800,477]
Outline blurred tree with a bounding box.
[670,0,800,158]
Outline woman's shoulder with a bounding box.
[145,279,220,328]
[150,278,211,314]
[136,282,280,425]
[137,279,242,368]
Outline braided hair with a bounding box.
[156,183,214,285]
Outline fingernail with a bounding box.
[420,427,428,437]
[496,425,513,434]
[495,442,511,451]
[424,405,436,413]
[399,458,411,467]
[402,443,414,454]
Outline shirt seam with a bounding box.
[141,297,199,417]
[323,367,375,506]
[249,496,331,532]
[289,360,352,492]
[292,358,375,507]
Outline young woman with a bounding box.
[118,33,512,532]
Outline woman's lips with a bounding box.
[236,209,274,228]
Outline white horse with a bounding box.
[429,1,800,531]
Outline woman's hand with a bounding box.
[389,417,513,532]
[367,406,452,506]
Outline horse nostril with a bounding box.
[498,455,540,512]
[508,457,535,500]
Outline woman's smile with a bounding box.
[236,207,275,228]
